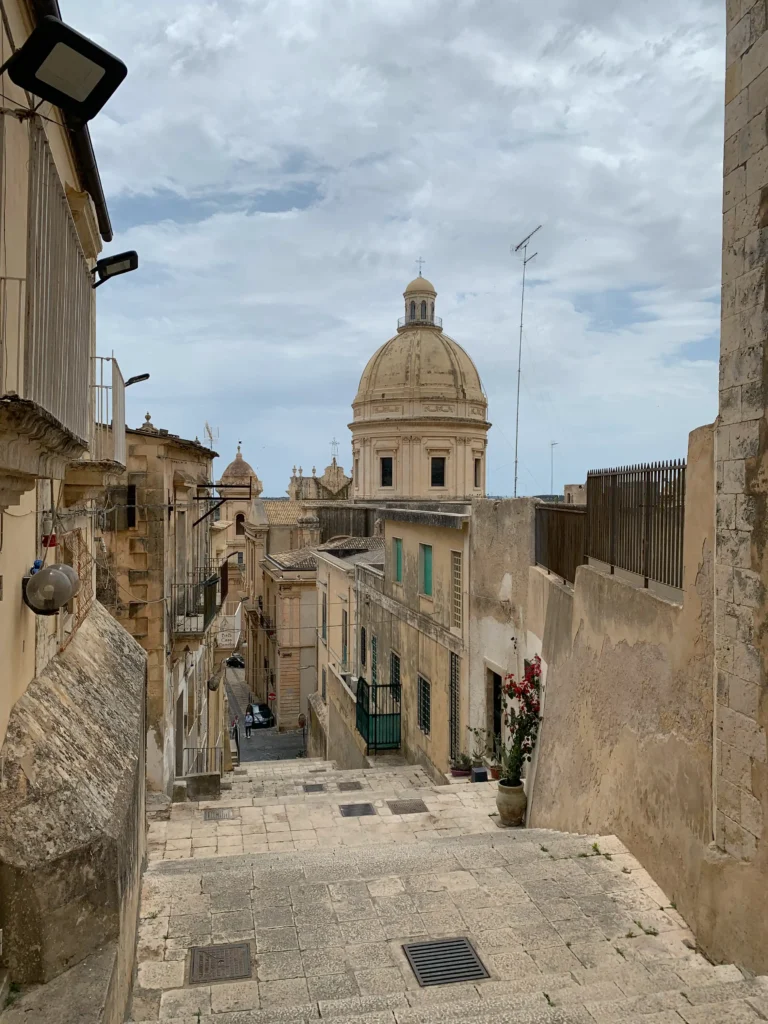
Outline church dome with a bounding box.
[404,275,436,295]
[218,445,263,494]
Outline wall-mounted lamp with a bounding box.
[125,373,150,388]
[92,250,139,289]
[22,563,79,615]
[0,16,127,123]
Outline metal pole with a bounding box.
[512,226,542,498]
[550,441,558,496]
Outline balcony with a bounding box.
[397,314,442,330]
[172,575,220,636]
[90,356,126,466]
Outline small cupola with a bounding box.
[399,273,440,331]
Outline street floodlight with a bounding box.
[92,250,139,289]
[0,16,127,123]
[125,373,150,388]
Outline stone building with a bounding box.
[287,459,352,501]
[0,2,144,1019]
[98,414,230,794]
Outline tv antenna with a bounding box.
[204,421,219,449]
[511,225,541,498]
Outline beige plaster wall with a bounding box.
[0,495,37,744]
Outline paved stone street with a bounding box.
[131,760,768,1023]
[225,667,304,763]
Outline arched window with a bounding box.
[235,513,245,535]
[420,300,427,319]
[430,302,434,320]
[409,300,416,320]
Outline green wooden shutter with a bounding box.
[421,544,433,596]
[394,538,403,582]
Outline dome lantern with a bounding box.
[399,274,439,330]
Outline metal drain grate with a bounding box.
[309,767,327,773]
[402,937,489,987]
[303,783,325,793]
[339,802,376,817]
[338,781,363,792]
[203,808,236,821]
[189,942,252,984]
[387,799,428,815]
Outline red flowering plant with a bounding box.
[498,655,542,787]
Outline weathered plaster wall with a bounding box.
[0,600,146,1004]
[326,670,368,769]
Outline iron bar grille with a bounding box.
[586,460,685,589]
[371,635,377,684]
[417,676,431,735]
[402,937,489,987]
[451,551,462,629]
[535,503,586,586]
[25,120,92,443]
[59,528,94,652]
[172,577,219,635]
[184,747,223,775]
[390,651,401,702]
[356,678,401,753]
[449,653,460,761]
[90,356,126,465]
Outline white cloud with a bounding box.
[64,0,724,494]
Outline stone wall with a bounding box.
[0,600,146,1018]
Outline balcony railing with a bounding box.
[355,678,401,754]
[535,503,586,586]
[89,356,126,466]
[24,120,93,443]
[172,575,220,635]
[397,314,442,329]
[183,747,223,775]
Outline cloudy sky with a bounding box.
[68,0,724,496]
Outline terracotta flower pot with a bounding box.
[489,766,501,780]
[496,780,526,826]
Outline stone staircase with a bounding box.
[130,758,768,1023]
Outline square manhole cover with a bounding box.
[339,802,376,817]
[203,808,236,821]
[338,781,363,792]
[189,942,252,985]
[402,937,489,987]
[304,784,326,793]
[388,799,429,815]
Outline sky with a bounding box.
[67,0,724,497]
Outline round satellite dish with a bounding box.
[48,563,81,597]
[25,566,74,613]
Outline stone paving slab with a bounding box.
[129,759,767,1024]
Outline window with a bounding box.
[235,513,245,535]
[322,667,327,701]
[419,544,433,597]
[409,300,416,320]
[431,457,446,488]
[126,484,137,529]
[430,302,434,320]
[417,676,431,734]
[360,626,366,667]
[355,458,359,487]
[371,635,378,684]
[390,651,401,702]
[321,591,327,641]
[380,456,393,488]
[393,537,403,583]
[449,654,460,760]
[237,551,244,565]
[474,457,482,489]
[342,609,348,667]
[420,299,427,319]
[451,551,462,629]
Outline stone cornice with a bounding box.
[0,396,88,509]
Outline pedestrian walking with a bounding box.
[244,710,254,738]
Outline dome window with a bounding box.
[430,302,434,320]
[409,300,416,321]
[380,456,393,487]
[420,300,427,319]
[235,513,245,535]
[431,457,446,488]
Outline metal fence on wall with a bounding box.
[534,503,587,585]
[586,460,686,589]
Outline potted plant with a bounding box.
[450,752,472,777]
[467,726,489,768]
[496,656,542,827]
[486,734,502,780]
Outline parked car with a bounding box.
[248,703,274,728]
[226,654,245,668]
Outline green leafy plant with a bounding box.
[467,726,489,767]
[497,657,542,786]
[5,982,21,1010]
[451,752,472,771]
[592,842,601,855]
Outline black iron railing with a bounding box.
[183,747,223,775]
[172,575,219,635]
[397,314,442,329]
[535,503,586,585]
[356,677,401,753]
[586,460,686,589]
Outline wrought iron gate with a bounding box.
[356,677,401,753]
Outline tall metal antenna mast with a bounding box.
[511,225,541,498]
